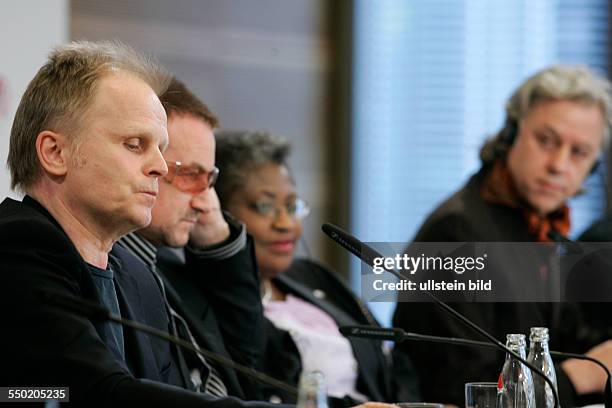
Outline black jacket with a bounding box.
[156,233,265,399]
[261,258,420,405]
[0,196,279,408]
[391,168,581,406]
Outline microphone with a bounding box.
[340,325,495,349]
[339,325,406,343]
[38,289,298,397]
[341,324,612,389]
[322,222,561,408]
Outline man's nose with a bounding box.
[547,146,571,174]
[146,148,168,178]
[190,188,214,213]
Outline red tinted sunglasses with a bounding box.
[163,161,219,194]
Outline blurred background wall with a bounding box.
[0,0,68,201]
[351,0,611,323]
[2,0,610,325]
[71,0,347,273]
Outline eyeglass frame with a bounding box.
[248,197,311,220]
[163,160,219,194]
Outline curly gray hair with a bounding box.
[214,130,291,207]
[480,64,612,164]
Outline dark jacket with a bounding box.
[261,258,420,405]
[0,196,278,408]
[573,218,612,360]
[156,232,265,399]
[391,168,581,406]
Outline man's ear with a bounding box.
[35,130,71,177]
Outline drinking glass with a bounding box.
[465,382,499,408]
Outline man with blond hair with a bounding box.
[0,41,278,406]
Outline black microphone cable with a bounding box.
[37,289,298,397]
[341,324,612,388]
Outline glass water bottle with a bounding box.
[527,327,557,408]
[297,371,329,408]
[498,333,536,408]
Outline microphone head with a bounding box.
[322,222,376,263]
[321,222,335,236]
[321,223,361,257]
[339,325,405,342]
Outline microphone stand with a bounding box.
[322,222,561,408]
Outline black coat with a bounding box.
[572,218,612,361]
[156,236,265,399]
[0,196,278,408]
[391,168,581,406]
[261,258,420,405]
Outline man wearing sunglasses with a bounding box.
[117,77,265,400]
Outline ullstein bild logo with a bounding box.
[371,278,492,292]
[371,253,487,275]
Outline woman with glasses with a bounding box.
[213,130,419,406]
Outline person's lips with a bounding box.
[181,212,199,224]
[138,190,158,204]
[138,185,158,196]
[537,180,564,195]
[268,240,296,254]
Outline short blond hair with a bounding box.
[7,40,170,191]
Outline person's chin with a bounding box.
[258,254,292,276]
[271,255,294,273]
[128,210,153,230]
[159,225,188,247]
[261,264,289,280]
[166,233,189,248]
[529,196,565,216]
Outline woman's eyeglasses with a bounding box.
[163,161,219,194]
[249,198,310,220]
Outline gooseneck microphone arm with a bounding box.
[322,222,560,408]
[340,324,612,390]
[38,289,298,397]
[340,325,498,348]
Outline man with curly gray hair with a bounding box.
[393,65,612,405]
